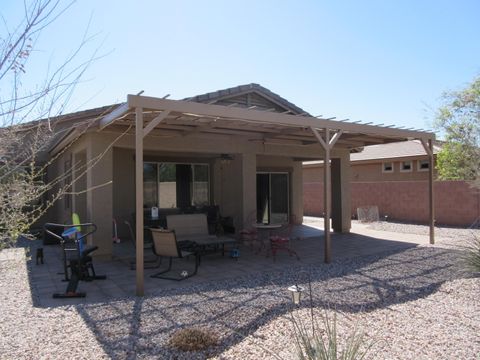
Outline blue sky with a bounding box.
[3,0,480,131]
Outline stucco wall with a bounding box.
[109,150,306,235]
[351,160,435,182]
[304,156,438,183]
[113,147,135,239]
[47,135,89,226]
[46,127,352,254]
[304,180,480,227]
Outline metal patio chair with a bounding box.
[269,216,300,262]
[125,220,161,270]
[150,228,199,281]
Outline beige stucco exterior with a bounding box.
[304,155,438,183]
[47,130,352,257]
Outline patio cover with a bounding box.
[99,94,436,296]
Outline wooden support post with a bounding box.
[311,127,341,263]
[135,107,144,296]
[421,138,435,245]
[428,139,435,244]
[324,128,332,263]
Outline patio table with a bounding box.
[252,223,282,255]
[177,234,237,259]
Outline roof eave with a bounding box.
[98,102,130,130]
[48,128,78,155]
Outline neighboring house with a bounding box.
[303,140,442,183]
[303,140,480,226]
[39,83,434,261]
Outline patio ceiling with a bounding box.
[98,95,435,151]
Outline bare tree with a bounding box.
[0,0,110,248]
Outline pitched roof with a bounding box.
[40,83,307,131]
[350,140,441,161]
[44,84,310,152]
[183,83,309,115]
[303,140,441,166]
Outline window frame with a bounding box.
[417,159,430,172]
[143,161,210,209]
[382,162,394,173]
[400,160,413,173]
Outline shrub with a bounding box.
[169,327,219,352]
[291,309,373,360]
[462,233,480,274]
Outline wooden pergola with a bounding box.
[100,94,436,296]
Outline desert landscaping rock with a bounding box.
[1,224,479,359]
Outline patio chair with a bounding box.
[124,220,161,270]
[269,216,300,262]
[150,228,199,281]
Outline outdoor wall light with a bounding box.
[288,284,305,305]
[220,154,234,166]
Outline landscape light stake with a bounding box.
[288,284,305,306]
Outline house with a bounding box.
[303,140,442,183]
[42,83,435,295]
[303,140,479,226]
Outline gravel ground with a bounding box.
[368,220,480,248]
[0,248,108,360]
[1,224,479,359]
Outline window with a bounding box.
[143,163,158,208]
[192,164,209,206]
[417,160,430,171]
[158,163,176,208]
[143,162,209,208]
[382,162,393,173]
[400,160,412,172]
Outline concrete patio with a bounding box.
[26,218,432,308]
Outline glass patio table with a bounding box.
[252,223,282,254]
[177,234,237,260]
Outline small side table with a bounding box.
[252,223,282,255]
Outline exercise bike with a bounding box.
[43,222,106,298]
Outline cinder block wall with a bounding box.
[304,180,480,227]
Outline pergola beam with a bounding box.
[329,130,343,147]
[143,110,171,138]
[127,95,434,140]
[311,127,328,149]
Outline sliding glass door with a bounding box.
[256,172,289,224]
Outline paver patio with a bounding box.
[25,218,434,308]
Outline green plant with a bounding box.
[290,309,373,360]
[169,327,219,352]
[461,233,480,274]
[286,275,374,360]
[434,75,480,183]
